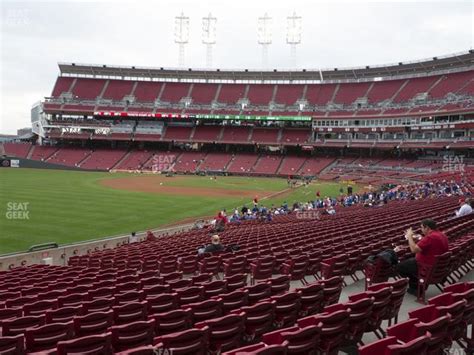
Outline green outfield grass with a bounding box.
[0,168,359,255]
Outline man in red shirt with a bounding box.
[396,219,449,294]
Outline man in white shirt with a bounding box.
[456,198,472,217]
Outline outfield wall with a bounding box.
[0,222,195,271]
[1,156,86,171]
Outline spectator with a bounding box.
[326,206,336,215]
[129,231,138,244]
[146,230,157,242]
[455,198,472,217]
[214,211,227,232]
[203,235,225,254]
[396,219,449,294]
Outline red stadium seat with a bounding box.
[271,292,301,329]
[82,297,115,314]
[222,340,289,355]
[234,301,276,342]
[250,257,275,285]
[25,321,74,352]
[113,301,148,324]
[110,319,155,352]
[243,282,272,306]
[176,286,205,306]
[0,334,25,354]
[45,305,83,323]
[268,275,291,296]
[368,278,408,326]
[23,299,58,316]
[149,309,192,335]
[298,309,350,355]
[187,299,223,323]
[56,332,113,355]
[73,310,114,337]
[1,315,45,336]
[146,293,179,315]
[262,325,320,354]
[153,327,210,354]
[408,304,452,351]
[224,273,248,292]
[296,282,324,317]
[195,313,246,353]
[216,290,249,314]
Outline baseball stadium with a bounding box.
[0,2,473,354]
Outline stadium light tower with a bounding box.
[174,12,190,67]
[286,11,302,68]
[202,13,217,68]
[257,13,272,69]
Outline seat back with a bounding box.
[143,284,171,298]
[271,292,301,328]
[22,299,58,316]
[113,301,148,324]
[418,252,452,285]
[147,293,179,315]
[388,334,431,355]
[224,273,248,292]
[0,334,25,354]
[239,301,276,341]
[268,275,291,295]
[56,332,113,355]
[263,325,320,354]
[321,276,344,306]
[202,280,228,298]
[110,319,155,352]
[296,282,324,316]
[176,286,205,306]
[82,297,115,313]
[359,336,398,355]
[364,257,394,288]
[298,309,349,354]
[153,327,209,355]
[73,310,114,337]
[188,299,223,323]
[0,308,22,322]
[223,341,289,354]
[25,321,74,352]
[45,306,83,323]
[218,290,249,313]
[195,313,246,353]
[2,315,45,336]
[244,282,272,305]
[150,309,192,335]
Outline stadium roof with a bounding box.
[58,50,474,83]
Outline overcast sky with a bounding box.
[0,0,473,134]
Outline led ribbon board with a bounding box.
[94,111,312,122]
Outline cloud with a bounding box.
[0,0,472,134]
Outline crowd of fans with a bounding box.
[200,180,473,229]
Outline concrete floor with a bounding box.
[286,269,474,354]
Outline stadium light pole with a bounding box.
[202,13,217,68]
[174,12,190,67]
[257,13,272,69]
[286,11,302,68]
